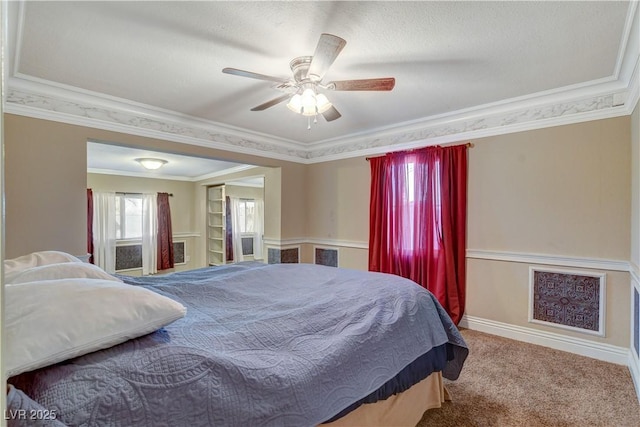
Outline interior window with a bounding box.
[238,199,255,233]
[115,194,143,239]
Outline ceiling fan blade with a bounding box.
[306,33,346,81]
[322,106,342,122]
[223,67,287,83]
[250,94,291,111]
[328,77,396,91]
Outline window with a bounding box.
[238,199,256,256]
[115,194,143,239]
[229,197,263,261]
[237,199,256,233]
[368,145,468,325]
[387,157,442,254]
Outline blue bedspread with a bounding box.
[10,262,467,427]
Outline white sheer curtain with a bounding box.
[253,199,264,260]
[92,191,117,274]
[229,196,244,263]
[141,193,158,275]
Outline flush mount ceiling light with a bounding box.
[135,158,168,170]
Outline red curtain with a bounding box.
[225,196,234,262]
[87,188,94,264]
[368,144,468,324]
[157,192,174,270]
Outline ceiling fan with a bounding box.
[222,33,395,126]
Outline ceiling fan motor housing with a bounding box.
[290,56,313,83]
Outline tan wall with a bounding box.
[4,114,306,261]
[466,117,631,347]
[467,259,630,346]
[5,116,88,258]
[264,169,282,242]
[632,102,640,269]
[307,156,370,243]
[0,8,6,411]
[306,116,631,347]
[280,162,308,240]
[307,116,632,265]
[304,156,369,265]
[468,117,630,259]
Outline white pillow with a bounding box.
[5,262,121,284]
[5,278,186,377]
[4,251,83,275]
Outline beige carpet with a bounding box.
[418,329,640,427]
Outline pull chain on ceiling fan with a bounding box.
[222,33,395,128]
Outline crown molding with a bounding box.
[87,164,257,183]
[87,167,197,182]
[5,75,310,163]
[192,164,258,182]
[307,88,631,162]
[6,69,636,165]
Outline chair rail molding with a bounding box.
[263,237,368,250]
[172,232,201,239]
[466,249,629,272]
[259,243,632,272]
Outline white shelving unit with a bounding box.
[207,185,226,266]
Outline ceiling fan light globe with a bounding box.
[287,88,333,117]
[301,88,317,111]
[286,94,303,113]
[315,94,332,114]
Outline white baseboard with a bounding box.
[630,350,640,404]
[459,315,630,366]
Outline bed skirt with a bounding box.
[322,371,448,427]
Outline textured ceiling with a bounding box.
[86,141,258,181]
[5,1,639,165]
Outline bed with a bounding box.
[5,252,468,427]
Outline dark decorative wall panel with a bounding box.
[241,237,254,256]
[173,241,185,264]
[267,248,279,264]
[281,248,299,263]
[115,245,142,271]
[635,287,639,357]
[116,241,185,271]
[268,247,299,264]
[530,268,604,335]
[315,248,338,267]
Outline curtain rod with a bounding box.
[365,142,474,161]
[115,192,173,197]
